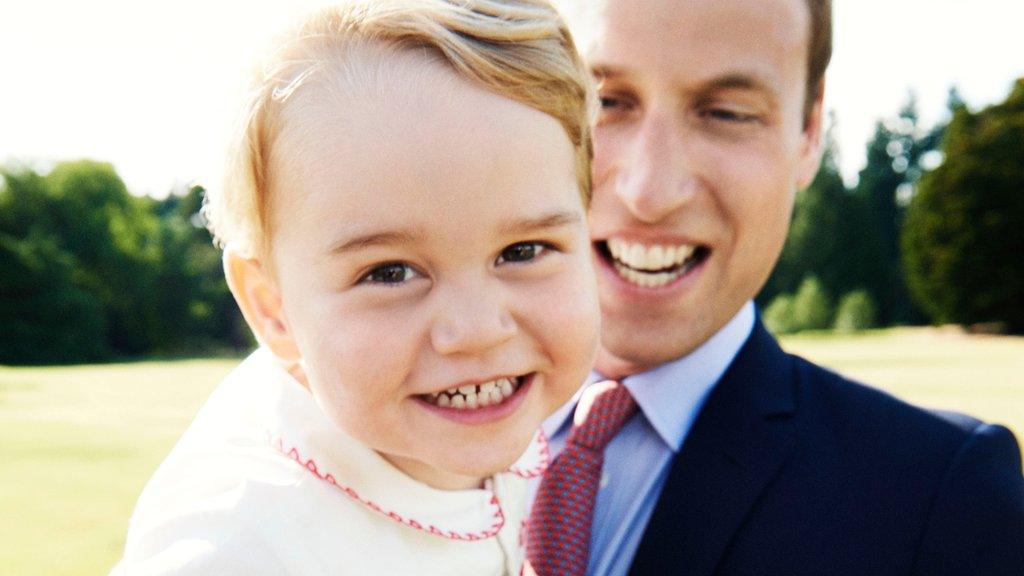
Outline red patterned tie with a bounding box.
[527,381,638,576]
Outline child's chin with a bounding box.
[444,434,533,478]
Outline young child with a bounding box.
[112,1,598,574]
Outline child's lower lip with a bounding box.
[415,374,534,425]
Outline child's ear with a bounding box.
[223,248,302,364]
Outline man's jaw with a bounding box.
[594,237,711,289]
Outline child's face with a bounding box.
[257,60,599,489]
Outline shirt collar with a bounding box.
[544,301,756,452]
[250,349,548,541]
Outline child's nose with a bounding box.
[430,287,517,356]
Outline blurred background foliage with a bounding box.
[760,78,1024,336]
[0,163,250,365]
[1,80,1023,364]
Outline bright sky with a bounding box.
[1,0,1022,197]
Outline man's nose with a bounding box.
[615,112,697,223]
[430,281,517,356]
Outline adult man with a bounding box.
[528,0,1024,574]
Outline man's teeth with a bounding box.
[613,262,686,288]
[428,377,521,409]
[607,238,695,271]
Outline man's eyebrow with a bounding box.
[591,66,778,98]
[698,72,778,96]
[328,228,423,255]
[499,210,583,235]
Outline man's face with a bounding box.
[582,0,824,376]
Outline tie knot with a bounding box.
[566,380,637,451]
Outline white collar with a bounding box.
[249,350,549,541]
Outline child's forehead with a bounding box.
[269,48,560,184]
[263,66,579,251]
[272,47,460,154]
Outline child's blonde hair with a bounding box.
[205,0,594,258]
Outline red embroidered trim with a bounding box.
[268,435,505,541]
[506,431,550,479]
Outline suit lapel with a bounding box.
[629,321,798,576]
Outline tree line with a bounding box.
[1,79,1022,364]
[759,79,1024,336]
[0,164,250,364]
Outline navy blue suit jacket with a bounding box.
[629,320,1024,576]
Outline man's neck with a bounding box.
[593,302,757,380]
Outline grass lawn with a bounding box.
[0,359,238,576]
[780,327,1024,444]
[1,328,1022,575]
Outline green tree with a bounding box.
[834,290,878,333]
[763,294,798,335]
[792,275,833,331]
[0,167,109,363]
[153,186,250,353]
[853,94,938,325]
[44,160,164,354]
[902,79,1024,332]
[761,114,869,306]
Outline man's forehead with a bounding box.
[560,0,808,91]
[559,0,808,56]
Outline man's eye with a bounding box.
[362,263,418,285]
[705,108,758,123]
[497,242,547,265]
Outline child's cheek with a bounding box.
[531,259,601,390]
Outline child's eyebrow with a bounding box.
[328,229,423,255]
[327,211,581,256]
[499,210,582,235]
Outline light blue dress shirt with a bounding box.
[533,301,756,576]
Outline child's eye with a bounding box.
[595,85,640,125]
[496,242,548,265]
[599,95,622,109]
[360,262,420,285]
[597,92,637,116]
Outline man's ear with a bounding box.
[795,81,826,190]
[223,248,302,364]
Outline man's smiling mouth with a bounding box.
[421,376,525,409]
[596,238,710,288]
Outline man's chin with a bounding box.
[595,331,701,378]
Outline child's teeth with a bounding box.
[427,377,524,409]
[489,387,503,404]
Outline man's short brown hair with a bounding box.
[804,0,833,125]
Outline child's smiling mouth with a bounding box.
[420,375,526,409]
